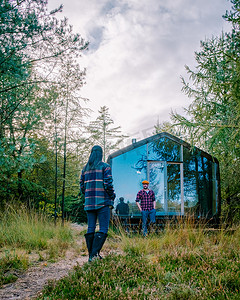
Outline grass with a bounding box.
[1,208,239,298]
[0,204,74,286]
[38,222,240,300]
[0,205,73,251]
[0,250,29,287]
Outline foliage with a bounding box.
[171,0,240,219]
[39,224,240,299]
[0,204,74,287]
[0,252,29,287]
[51,58,88,222]
[67,195,87,224]
[154,120,182,137]
[0,0,88,207]
[86,106,127,161]
[0,204,73,254]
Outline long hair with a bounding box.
[85,145,103,171]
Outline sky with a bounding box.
[47,0,232,144]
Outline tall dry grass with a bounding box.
[117,217,239,259]
[0,204,73,256]
[0,204,74,286]
[39,220,240,299]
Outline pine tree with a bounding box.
[171,0,240,221]
[86,106,127,161]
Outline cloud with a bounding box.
[48,0,232,138]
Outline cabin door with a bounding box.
[148,161,184,215]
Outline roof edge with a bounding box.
[107,132,219,164]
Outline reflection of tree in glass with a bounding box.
[133,154,147,172]
[183,148,200,215]
[149,165,161,187]
[167,164,181,208]
[149,138,180,161]
[155,201,163,211]
[149,163,164,211]
[128,202,140,215]
[167,200,181,211]
[183,148,213,216]
[131,154,148,190]
[197,156,212,216]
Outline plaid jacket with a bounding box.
[136,189,155,211]
[80,162,115,211]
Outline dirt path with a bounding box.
[0,225,88,300]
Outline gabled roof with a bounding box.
[107,132,219,163]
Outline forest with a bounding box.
[0,0,239,299]
[1,0,239,223]
[0,0,126,223]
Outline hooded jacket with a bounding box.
[80,146,115,210]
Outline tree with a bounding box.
[55,58,88,224]
[0,0,88,128]
[171,0,240,221]
[0,80,52,203]
[154,119,182,137]
[0,0,88,207]
[26,57,89,218]
[86,106,127,161]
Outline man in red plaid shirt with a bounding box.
[136,180,156,236]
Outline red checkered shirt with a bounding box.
[136,189,155,211]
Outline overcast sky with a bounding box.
[48,0,232,143]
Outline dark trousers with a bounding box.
[141,209,156,236]
[86,206,110,234]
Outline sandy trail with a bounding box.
[0,224,88,300]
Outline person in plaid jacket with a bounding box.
[136,180,156,236]
[80,145,115,262]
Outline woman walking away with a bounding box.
[80,145,116,262]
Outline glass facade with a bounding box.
[109,134,220,218]
[148,138,181,161]
[111,144,147,216]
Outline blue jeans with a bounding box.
[141,209,156,236]
[86,206,110,234]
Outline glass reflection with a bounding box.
[149,162,165,212]
[111,145,147,216]
[148,162,182,215]
[167,163,181,213]
[183,147,214,217]
[110,135,219,218]
[183,148,199,215]
[197,155,213,216]
[148,138,181,161]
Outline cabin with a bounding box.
[107,132,221,226]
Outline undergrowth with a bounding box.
[0,205,73,252]
[0,204,74,286]
[0,251,29,287]
[38,223,240,299]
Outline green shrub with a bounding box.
[39,224,240,299]
[0,252,29,287]
[0,205,73,251]
[39,255,163,299]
